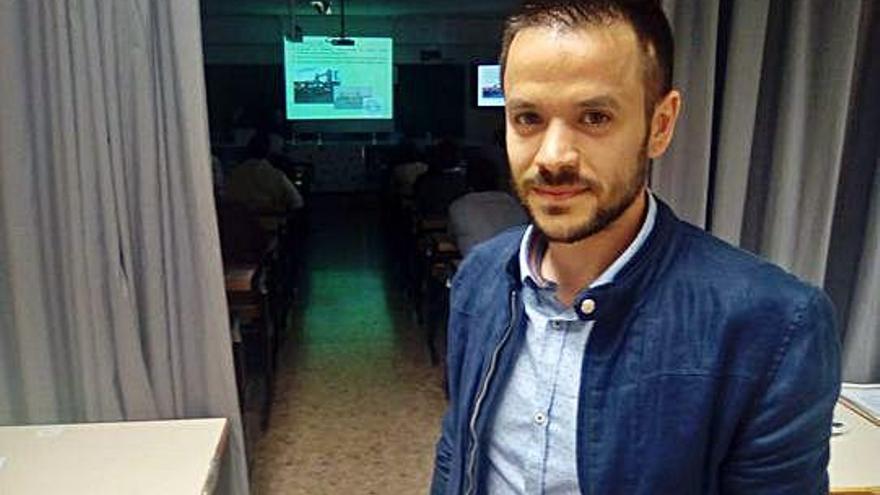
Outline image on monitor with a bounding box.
[284,36,394,120]
[477,64,504,107]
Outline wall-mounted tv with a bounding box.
[284,36,394,122]
[476,64,504,107]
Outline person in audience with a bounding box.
[448,157,528,256]
[432,1,840,494]
[229,105,256,146]
[390,140,430,201]
[264,110,288,158]
[413,138,469,217]
[225,132,303,232]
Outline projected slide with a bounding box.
[284,36,393,120]
[477,64,504,107]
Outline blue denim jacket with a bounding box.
[431,199,841,495]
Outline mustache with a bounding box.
[520,167,599,190]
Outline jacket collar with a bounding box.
[518,192,658,289]
[503,196,679,330]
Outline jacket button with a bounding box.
[534,412,547,426]
[580,298,596,315]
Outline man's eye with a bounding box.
[514,112,542,126]
[582,111,611,126]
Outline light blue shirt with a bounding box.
[485,192,657,494]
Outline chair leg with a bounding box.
[425,273,444,366]
[260,305,275,432]
[427,324,439,366]
[230,316,247,410]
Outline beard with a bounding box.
[514,146,649,244]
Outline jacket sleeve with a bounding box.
[720,290,841,494]
[431,313,463,495]
[431,406,456,494]
[430,269,470,495]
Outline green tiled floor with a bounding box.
[251,195,447,494]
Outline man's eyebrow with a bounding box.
[505,98,535,110]
[505,96,622,111]
[577,96,622,111]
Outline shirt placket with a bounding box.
[527,286,573,494]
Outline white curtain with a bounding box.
[652,0,720,226]
[841,160,880,381]
[0,1,248,493]
[654,0,880,382]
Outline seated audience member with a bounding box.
[413,139,469,217]
[263,112,290,167]
[216,201,269,264]
[225,132,304,232]
[448,157,528,256]
[265,130,297,181]
[390,141,429,200]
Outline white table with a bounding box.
[830,403,880,494]
[0,418,228,494]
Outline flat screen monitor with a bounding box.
[476,64,504,107]
[284,36,394,121]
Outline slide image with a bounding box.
[333,86,372,109]
[285,36,393,120]
[362,97,383,114]
[482,83,503,99]
[294,68,340,104]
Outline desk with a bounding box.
[0,418,228,494]
[224,262,275,430]
[225,264,258,293]
[831,403,880,494]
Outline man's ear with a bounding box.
[646,89,682,159]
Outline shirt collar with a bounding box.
[518,190,658,289]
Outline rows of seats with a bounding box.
[214,142,312,460]
[383,141,467,371]
[383,140,528,392]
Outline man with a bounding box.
[431,1,840,494]
[225,132,304,233]
[448,157,528,256]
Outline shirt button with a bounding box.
[534,412,547,426]
[580,298,596,315]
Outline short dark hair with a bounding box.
[499,0,674,111]
[427,138,460,172]
[245,132,271,160]
[466,156,501,192]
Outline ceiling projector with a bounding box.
[310,0,332,15]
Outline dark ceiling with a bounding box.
[202,0,520,18]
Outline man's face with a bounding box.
[504,22,652,243]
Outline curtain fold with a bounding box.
[0,1,248,493]
[749,0,861,283]
[653,0,879,381]
[653,0,720,227]
[836,3,880,383]
[841,156,880,382]
[711,0,770,244]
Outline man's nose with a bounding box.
[534,120,579,171]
